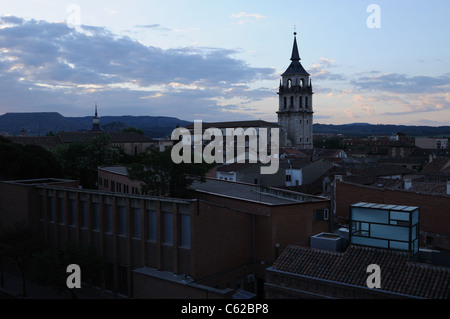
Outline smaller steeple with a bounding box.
[90,103,103,131]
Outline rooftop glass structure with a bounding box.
[350,202,419,256]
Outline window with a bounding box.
[299,96,303,108]
[104,204,113,233]
[286,175,292,182]
[80,201,88,228]
[105,262,114,291]
[314,209,329,221]
[118,206,127,236]
[98,177,103,187]
[132,207,141,238]
[351,221,369,236]
[283,97,287,109]
[118,265,128,295]
[305,96,308,108]
[92,203,100,231]
[426,236,434,247]
[163,212,173,245]
[290,96,294,108]
[147,209,157,242]
[57,197,64,225]
[180,214,191,248]
[104,179,108,188]
[69,199,76,226]
[287,79,292,88]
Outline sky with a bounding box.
[0,0,449,126]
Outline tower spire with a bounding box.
[290,32,301,62]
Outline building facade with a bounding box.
[0,177,330,299]
[277,33,314,149]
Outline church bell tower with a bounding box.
[277,32,313,149]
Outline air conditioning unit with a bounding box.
[311,232,342,252]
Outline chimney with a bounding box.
[447,181,450,195]
[404,178,412,190]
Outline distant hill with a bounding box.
[313,123,450,138]
[0,112,191,138]
[1,112,450,138]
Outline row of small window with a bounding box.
[283,96,310,109]
[40,197,191,248]
[98,178,140,195]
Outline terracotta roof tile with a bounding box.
[270,245,450,299]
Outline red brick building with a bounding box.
[0,177,330,299]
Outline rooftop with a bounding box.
[185,120,279,130]
[268,245,450,299]
[98,165,129,176]
[192,178,326,205]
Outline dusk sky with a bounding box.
[0,0,449,125]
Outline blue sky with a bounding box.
[0,0,449,125]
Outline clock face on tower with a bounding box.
[277,33,314,149]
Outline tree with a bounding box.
[30,242,105,299]
[122,126,144,135]
[313,136,344,149]
[0,222,42,297]
[127,147,214,198]
[53,134,124,189]
[0,136,63,180]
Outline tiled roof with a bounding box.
[270,245,450,299]
[422,158,450,174]
[6,136,62,150]
[185,120,279,130]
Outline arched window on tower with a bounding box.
[287,79,292,89]
[305,96,309,108]
[283,97,287,109]
[290,96,294,108]
[299,96,303,108]
[301,78,305,88]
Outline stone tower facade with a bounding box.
[277,32,313,149]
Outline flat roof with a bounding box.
[192,178,323,205]
[351,202,419,212]
[98,165,129,175]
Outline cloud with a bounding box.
[345,110,358,119]
[352,72,450,94]
[309,57,345,81]
[0,16,276,120]
[230,12,266,25]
